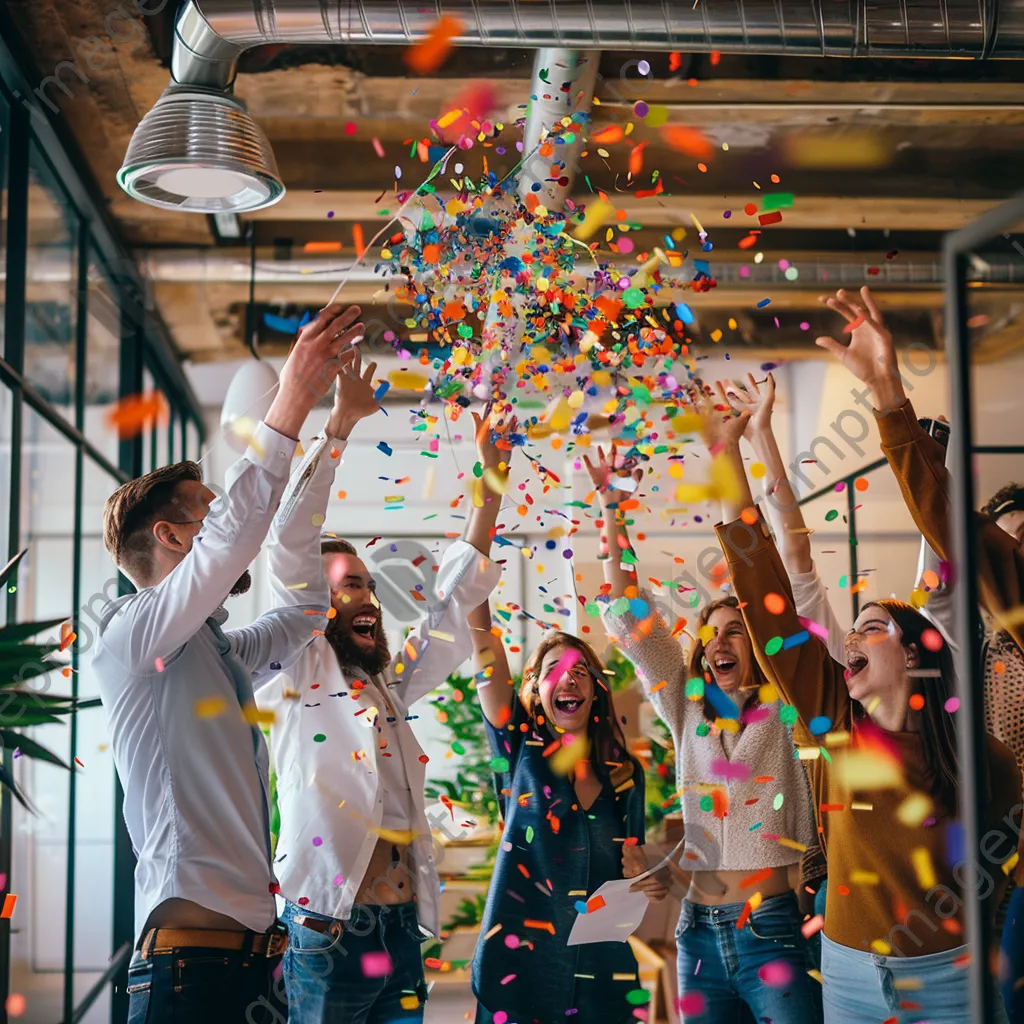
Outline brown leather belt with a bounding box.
[140,928,288,959]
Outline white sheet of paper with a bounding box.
[566,839,686,946]
[566,876,650,945]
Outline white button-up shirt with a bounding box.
[257,537,501,937]
[93,423,342,942]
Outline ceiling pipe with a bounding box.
[120,0,1023,213]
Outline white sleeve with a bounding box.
[599,588,689,738]
[391,540,502,706]
[788,563,847,664]
[106,421,296,672]
[232,435,341,690]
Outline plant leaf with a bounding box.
[0,731,70,769]
[0,551,26,591]
[0,617,69,645]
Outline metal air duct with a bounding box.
[120,0,1024,213]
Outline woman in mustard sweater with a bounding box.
[703,386,1021,1023]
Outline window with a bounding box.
[84,251,121,464]
[0,383,11,629]
[24,142,77,416]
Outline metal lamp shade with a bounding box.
[220,359,280,452]
[118,87,285,213]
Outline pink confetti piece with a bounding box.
[758,959,794,986]
[544,646,581,686]
[801,913,824,939]
[372,137,385,158]
[710,757,751,782]
[154,657,165,673]
[500,973,517,985]
[676,993,706,1015]
[360,951,392,978]
[798,615,829,641]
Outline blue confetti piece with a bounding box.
[706,684,740,720]
[674,302,695,325]
[782,630,810,650]
[297,309,313,329]
[628,598,650,619]
[377,442,393,456]
[693,259,710,276]
[757,298,772,308]
[373,381,391,402]
[946,822,965,866]
[574,900,589,915]
[808,715,832,736]
[263,312,301,335]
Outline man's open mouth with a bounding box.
[846,650,868,679]
[554,693,584,713]
[352,613,378,638]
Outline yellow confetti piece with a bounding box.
[286,582,309,590]
[572,198,615,241]
[824,730,852,747]
[896,792,933,827]
[399,995,421,1011]
[776,837,807,852]
[796,747,821,760]
[851,801,874,811]
[483,923,503,941]
[870,939,892,955]
[229,417,264,459]
[195,697,228,719]
[833,748,902,790]
[808,969,823,985]
[850,870,880,885]
[550,733,590,776]
[388,369,430,391]
[1003,851,1019,877]
[242,706,276,726]
[482,468,508,495]
[748,891,763,911]
[675,483,712,503]
[758,684,778,703]
[428,630,455,642]
[371,827,418,845]
[750,462,767,479]
[911,847,937,889]
[893,977,924,991]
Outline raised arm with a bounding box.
[816,285,1024,651]
[582,443,643,600]
[111,305,364,670]
[471,599,515,729]
[724,373,846,662]
[244,348,381,689]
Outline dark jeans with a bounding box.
[1002,885,1024,1022]
[675,892,823,1024]
[126,937,287,1024]
[282,900,429,1024]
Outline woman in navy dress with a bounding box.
[467,618,666,1024]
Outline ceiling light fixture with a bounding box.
[117,87,284,214]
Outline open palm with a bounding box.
[815,286,897,389]
[718,372,775,439]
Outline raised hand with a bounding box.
[327,345,379,439]
[701,389,750,453]
[815,286,903,410]
[582,443,642,505]
[267,304,364,439]
[719,372,775,440]
[472,407,511,473]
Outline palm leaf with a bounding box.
[0,731,70,770]
[0,551,26,591]
[0,617,69,645]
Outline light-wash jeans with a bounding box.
[821,934,1009,1024]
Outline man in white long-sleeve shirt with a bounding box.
[93,304,364,1024]
[257,411,507,1024]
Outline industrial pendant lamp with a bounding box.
[118,87,285,214]
[220,227,279,451]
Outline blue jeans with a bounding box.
[822,934,1009,1024]
[1002,886,1024,1022]
[675,892,823,1024]
[282,901,428,1024]
[126,933,287,1024]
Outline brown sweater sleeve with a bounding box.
[876,400,1024,652]
[715,509,851,744]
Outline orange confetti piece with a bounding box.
[404,16,464,75]
[628,141,647,178]
[764,593,786,615]
[586,895,606,913]
[736,899,754,929]
[524,919,556,935]
[739,868,774,889]
[660,126,714,161]
[353,224,366,259]
[106,392,168,439]
[423,243,441,264]
[0,895,17,919]
[304,241,342,253]
[591,125,624,145]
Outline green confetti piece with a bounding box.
[699,795,714,812]
[626,990,651,1006]
[585,602,600,618]
[762,192,794,211]
[765,636,783,656]
[313,733,326,743]
[773,793,784,810]
[779,704,799,726]
[622,286,645,309]
[819,747,832,763]
[696,721,710,737]
[489,756,510,773]
[825,509,839,522]
[685,677,705,699]
[452,741,465,755]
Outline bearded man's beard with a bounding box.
[228,569,252,597]
[325,613,392,676]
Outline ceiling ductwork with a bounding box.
[120,0,1023,213]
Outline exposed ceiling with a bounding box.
[9,0,1024,368]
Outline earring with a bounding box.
[701,656,710,672]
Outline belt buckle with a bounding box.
[266,932,289,958]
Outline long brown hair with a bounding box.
[864,599,959,815]
[521,631,637,787]
[686,596,767,721]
